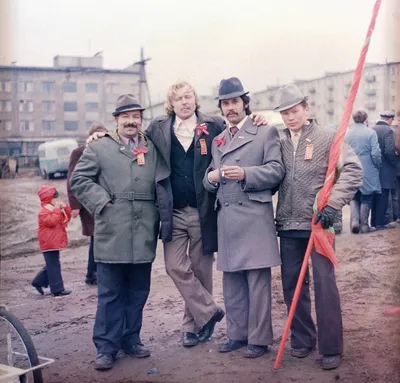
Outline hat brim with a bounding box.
[112,106,146,117]
[215,90,249,101]
[274,96,309,112]
[380,114,395,119]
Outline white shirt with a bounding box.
[174,113,197,151]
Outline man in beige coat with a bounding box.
[204,77,285,358]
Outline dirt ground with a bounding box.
[0,177,399,383]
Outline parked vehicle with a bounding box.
[37,139,78,179]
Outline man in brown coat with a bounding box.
[274,84,363,370]
[67,122,108,284]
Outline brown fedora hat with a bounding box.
[112,94,145,116]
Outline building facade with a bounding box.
[0,53,150,161]
[147,62,400,129]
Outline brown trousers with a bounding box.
[223,268,273,346]
[164,206,218,333]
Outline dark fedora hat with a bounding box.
[274,84,308,112]
[112,94,145,117]
[215,77,249,101]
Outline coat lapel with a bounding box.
[221,117,257,159]
[195,111,207,146]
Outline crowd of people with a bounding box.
[31,78,399,373]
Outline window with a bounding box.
[19,81,34,92]
[0,80,11,92]
[86,102,98,112]
[19,100,33,112]
[0,120,12,131]
[43,101,56,113]
[106,103,115,113]
[85,83,98,93]
[86,121,93,129]
[26,142,36,155]
[42,81,55,93]
[63,82,77,92]
[392,95,396,102]
[42,120,55,132]
[0,100,12,112]
[64,101,78,112]
[64,121,78,131]
[106,83,119,93]
[391,81,396,89]
[20,120,34,132]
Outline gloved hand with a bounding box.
[314,206,338,229]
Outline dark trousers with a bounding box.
[280,237,343,356]
[93,262,152,356]
[353,190,374,205]
[397,177,400,220]
[32,251,65,294]
[86,236,97,280]
[371,189,390,227]
[385,184,399,223]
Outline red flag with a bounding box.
[274,0,383,370]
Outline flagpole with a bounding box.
[274,0,383,370]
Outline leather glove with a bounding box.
[314,206,337,229]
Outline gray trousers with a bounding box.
[280,237,343,356]
[164,206,218,333]
[223,268,273,346]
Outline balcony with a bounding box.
[326,108,334,115]
[327,84,334,91]
[365,103,376,111]
[309,87,316,94]
[365,89,376,96]
[365,75,376,83]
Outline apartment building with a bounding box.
[0,53,150,159]
[147,62,400,129]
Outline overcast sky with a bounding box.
[1,0,398,102]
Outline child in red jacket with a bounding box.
[31,186,72,296]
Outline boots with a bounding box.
[349,200,360,234]
[360,202,376,234]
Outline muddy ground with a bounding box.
[0,177,399,383]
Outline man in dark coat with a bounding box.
[67,122,108,284]
[70,95,169,371]
[371,111,398,229]
[274,84,363,370]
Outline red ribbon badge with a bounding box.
[215,136,225,147]
[196,123,209,136]
[133,147,149,165]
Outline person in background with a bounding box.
[345,110,381,233]
[31,186,72,297]
[67,121,108,285]
[371,111,398,229]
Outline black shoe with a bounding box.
[52,289,72,297]
[125,343,151,358]
[32,284,44,295]
[95,353,114,371]
[85,277,97,285]
[321,354,341,370]
[291,347,315,358]
[182,332,199,347]
[219,339,247,353]
[198,307,225,342]
[244,345,268,358]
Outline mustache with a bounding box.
[123,123,139,128]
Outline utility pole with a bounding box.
[134,47,153,119]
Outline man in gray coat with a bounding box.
[274,84,363,370]
[345,110,381,233]
[204,78,285,358]
[70,95,168,371]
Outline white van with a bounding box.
[38,139,78,179]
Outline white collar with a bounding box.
[175,113,197,128]
[228,115,248,131]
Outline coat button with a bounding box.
[260,197,263,200]
[238,201,243,205]
[235,158,240,162]
[135,177,139,181]
[224,202,229,207]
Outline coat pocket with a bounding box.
[246,190,272,203]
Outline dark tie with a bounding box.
[230,126,239,136]
[128,139,136,150]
